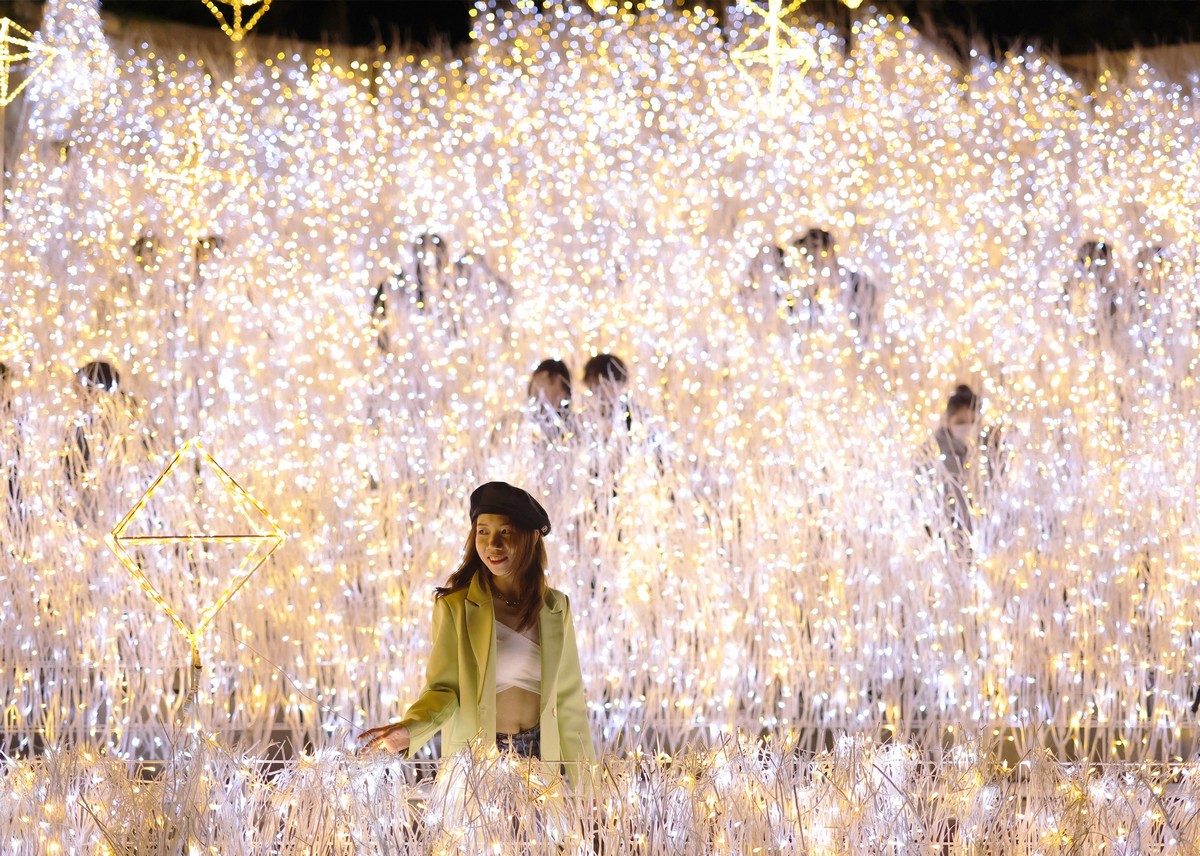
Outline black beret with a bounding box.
[469,482,551,536]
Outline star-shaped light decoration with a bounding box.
[729,0,862,103]
[105,439,284,673]
[145,106,251,233]
[201,0,272,43]
[0,17,58,107]
[728,0,816,101]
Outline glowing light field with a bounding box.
[2,0,1200,851]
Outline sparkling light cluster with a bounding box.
[0,0,1199,791]
[3,734,1200,854]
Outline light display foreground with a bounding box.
[4,734,1200,854]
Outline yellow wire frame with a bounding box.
[200,0,273,43]
[0,17,59,107]
[727,0,816,101]
[104,438,285,669]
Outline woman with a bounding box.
[529,359,572,415]
[932,384,979,545]
[358,481,596,781]
[527,358,573,442]
[582,353,631,434]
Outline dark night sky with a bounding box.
[41,1,1200,57]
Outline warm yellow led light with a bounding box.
[0,17,58,107]
[729,0,815,99]
[730,0,865,101]
[586,0,636,20]
[200,0,272,43]
[145,108,250,228]
[104,438,285,670]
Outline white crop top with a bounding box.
[495,621,541,694]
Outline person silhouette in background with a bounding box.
[369,232,453,352]
[1130,245,1166,330]
[932,384,979,553]
[844,269,879,341]
[528,358,572,442]
[790,227,838,325]
[64,359,140,525]
[746,244,790,322]
[1073,239,1119,332]
[370,276,397,353]
[412,232,450,307]
[0,362,22,529]
[582,353,631,435]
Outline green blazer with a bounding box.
[399,571,597,778]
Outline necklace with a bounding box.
[499,595,519,609]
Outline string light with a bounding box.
[200,0,272,43]
[0,15,57,218]
[105,438,285,673]
[728,0,818,99]
[1,734,1196,851]
[144,102,252,233]
[0,17,57,106]
[728,0,862,101]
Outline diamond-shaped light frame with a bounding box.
[105,438,284,668]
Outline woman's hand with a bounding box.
[356,723,410,755]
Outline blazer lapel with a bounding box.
[539,590,564,714]
[466,573,493,701]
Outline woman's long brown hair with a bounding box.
[436,519,547,632]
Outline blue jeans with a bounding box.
[496,723,541,759]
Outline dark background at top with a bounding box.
[33,1,1200,57]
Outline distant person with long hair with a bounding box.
[0,362,21,527]
[583,352,631,434]
[528,358,573,441]
[932,384,979,545]
[64,359,148,525]
[358,482,596,782]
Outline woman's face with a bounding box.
[946,407,976,441]
[529,370,570,409]
[476,514,518,578]
[585,376,625,421]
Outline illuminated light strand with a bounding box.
[728,0,819,100]
[0,17,58,106]
[105,438,285,675]
[200,0,273,43]
[0,15,57,223]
